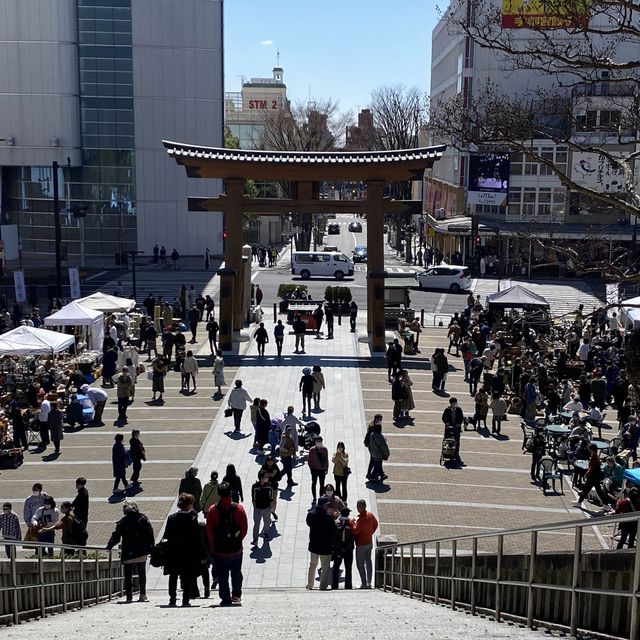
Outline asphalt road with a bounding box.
[253,214,468,319]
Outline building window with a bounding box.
[510,152,523,176]
[456,53,463,94]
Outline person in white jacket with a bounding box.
[227,379,252,432]
[181,350,199,393]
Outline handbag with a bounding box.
[224,408,233,418]
[343,466,352,476]
[149,541,167,568]
[23,526,38,550]
[147,371,154,380]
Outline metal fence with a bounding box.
[376,512,640,640]
[0,539,123,625]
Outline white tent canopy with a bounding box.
[44,301,104,350]
[76,292,136,312]
[0,326,75,356]
[620,295,640,330]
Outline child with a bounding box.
[490,393,508,435]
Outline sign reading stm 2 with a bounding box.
[248,99,278,109]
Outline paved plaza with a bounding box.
[0,260,615,592]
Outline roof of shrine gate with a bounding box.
[162,141,446,182]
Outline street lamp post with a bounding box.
[127,251,143,302]
[52,161,63,298]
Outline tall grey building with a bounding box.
[0,0,224,267]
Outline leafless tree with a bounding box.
[369,85,428,199]
[259,100,353,250]
[431,0,640,276]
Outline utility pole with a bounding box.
[52,161,62,298]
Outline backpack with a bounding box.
[71,516,88,545]
[213,505,241,554]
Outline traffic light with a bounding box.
[475,235,481,245]
[223,231,228,240]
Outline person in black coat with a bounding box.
[255,399,271,450]
[299,368,314,416]
[106,500,155,603]
[178,467,203,512]
[332,506,355,589]
[312,304,324,337]
[71,477,89,528]
[306,496,336,590]
[163,493,207,607]
[9,399,27,450]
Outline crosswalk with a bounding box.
[355,265,417,274]
[471,277,603,317]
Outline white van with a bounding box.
[292,251,354,280]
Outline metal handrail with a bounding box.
[376,512,640,640]
[379,511,640,550]
[0,539,123,625]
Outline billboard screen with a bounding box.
[467,153,510,206]
[501,0,590,29]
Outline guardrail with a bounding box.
[376,512,640,640]
[0,540,123,625]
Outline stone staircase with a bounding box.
[2,588,548,639]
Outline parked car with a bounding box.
[348,221,362,232]
[327,223,341,235]
[417,265,471,293]
[352,246,367,263]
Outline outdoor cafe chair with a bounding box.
[539,456,564,496]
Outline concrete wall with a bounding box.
[131,0,224,256]
[0,0,81,167]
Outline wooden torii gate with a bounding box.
[163,142,445,352]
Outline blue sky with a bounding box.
[224,0,441,114]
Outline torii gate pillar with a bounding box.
[366,180,387,352]
[218,178,245,350]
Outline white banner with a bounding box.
[606,283,620,307]
[571,152,628,193]
[13,270,26,303]
[468,190,508,206]
[68,267,81,299]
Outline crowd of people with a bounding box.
[388,289,640,546]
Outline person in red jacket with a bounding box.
[351,499,378,589]
[205,481,248,606]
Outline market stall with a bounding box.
[0,326,75,356]
[487,285,551,332]
[76,292,136,313]
[0,327,78,468]
[44,301,104,350]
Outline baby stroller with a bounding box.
[299,420,321,451]
[440,425,459,465]
[267,418,283,454]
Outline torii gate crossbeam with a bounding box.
[163,142,445,352]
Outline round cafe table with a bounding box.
[544,424,571,452]
[571,459,588,487]
[591,439,610,454]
